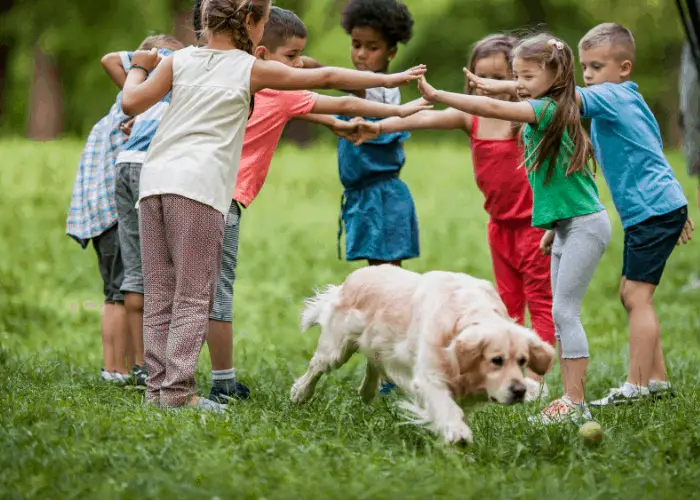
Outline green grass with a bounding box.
[1,138,699,499]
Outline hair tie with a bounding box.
[247,0,253,11]
[547,39,564,50]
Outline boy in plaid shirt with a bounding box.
[66,35,180,384]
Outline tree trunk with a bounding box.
[27,45,63,140]
[0,0,14,120]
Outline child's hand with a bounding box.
[417,76,440,103]
[131,48,161,73]
[120,118,135,138]
[398,98,433,118]
[540,230,555,256]
[463,68,517,97]
[677,215,695,245]
[330,119,359,142]
[384,65,427,88]
[353,119,382,146]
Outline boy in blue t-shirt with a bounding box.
[573,23,693,406]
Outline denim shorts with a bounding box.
[115,162,144,294]
[92,224,124,303]
[622,206,688,285]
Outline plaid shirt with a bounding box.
[66,52,132,248]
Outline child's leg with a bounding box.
[140,196,176,406]
[93,225,129,375]
[487,222,526,326]
[519,226,555,347]
[619,206,688,388]
[208,201,249,400]
[550,212,610,403]
[160,195,225,408]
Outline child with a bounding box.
[113,35,184,388]
[66,35,166,384]
[196,6,430,403]
[335,0,419,270]
[574,24,692,405]
[121,0,426,412]
[418,33,611,424]
[354,34,555,401]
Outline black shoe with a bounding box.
[209,380,250,402]
[131,364,148,387]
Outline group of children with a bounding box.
[67,0,693,424]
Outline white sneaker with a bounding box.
[528,396,592,425]
[648,380,676,400]
[589,383,651,407]
[100,369,130,385]
[524,377,550,403]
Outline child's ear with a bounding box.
[255,45,268,60]
[387,46,398,62]
[620,59,633,78]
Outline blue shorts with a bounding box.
[622,206,688,285]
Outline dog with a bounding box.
[290,265,555,445]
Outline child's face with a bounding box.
[350,26,396,72]
[512,57,555,99]
[469,53,512,101]
[579,44,632,86]
[257,37,307,68]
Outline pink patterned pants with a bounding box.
[139,194,224,407]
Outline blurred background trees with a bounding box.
[0,0,686,143]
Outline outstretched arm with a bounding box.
[251,59,426,93]
[419,76,535,123]
[353,108,469,145]
[310,94,431,118]
[101,52,129,89]
[122,50,172,116]
[297,113,359,141]
[301,56,365,98]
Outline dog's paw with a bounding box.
[441,421,473,446]
[290,382,311,404]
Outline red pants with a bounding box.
[487,221,555,345]
[140,194,224,407]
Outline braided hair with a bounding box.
[202,0,269,55]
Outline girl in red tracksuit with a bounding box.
[357,34,555,397]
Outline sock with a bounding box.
[212,369,236,391]
[622,381,650,396]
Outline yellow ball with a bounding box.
[579,422,603,445]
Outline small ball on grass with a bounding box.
[579,421,603,446]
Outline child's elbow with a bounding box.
[101,53,116,69]
[121,95,137,117]
[316,68,336,90]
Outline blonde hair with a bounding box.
[138,34,184,51]
[579,23,636,64]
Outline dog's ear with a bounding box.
[527,333,555,376]
[451,332,485,375]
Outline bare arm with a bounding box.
[300,56,365,98]
[310,94,431,118]
[353,108,469,145]
[250,59,426,94]
[122,51,172,117]
[419,77,535,123]
[297,113,359,141]
[101,52,128,89]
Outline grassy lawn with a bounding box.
[1,138,699,499]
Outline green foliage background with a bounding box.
[0,0,687,140]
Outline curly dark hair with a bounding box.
[341,0,414,47]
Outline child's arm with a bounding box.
[310,94,431,118]
[101,52,129,89]
[297,113,359,141]
[301,56,365,98]
[251,60,426,93]
[353,108,469,145]
[122,50,171,117]
[418,76,535,123]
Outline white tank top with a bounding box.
[138,46,256,216]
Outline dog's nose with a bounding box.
[510,381,527,402]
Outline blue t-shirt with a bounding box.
[578,81,687,228]
[117,48,175,164]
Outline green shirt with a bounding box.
[523,99,604,230]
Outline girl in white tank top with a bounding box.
[121,0,426,412]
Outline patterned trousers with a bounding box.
[139,194,224,407]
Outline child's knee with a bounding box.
[620,280,655,311]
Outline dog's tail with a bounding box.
[300,284,341,333]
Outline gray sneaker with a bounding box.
[648,380,676,401]
[589,385,651,407]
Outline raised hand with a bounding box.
[398,98,433,118]
[385,65,427,88]
[417,76,440,103]
[463,68,516,97]
[131,48,161,73]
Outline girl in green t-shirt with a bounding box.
[417,33,610,425]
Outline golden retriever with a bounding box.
[291,265,555,445]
